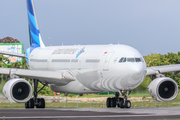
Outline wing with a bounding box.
[0,51,25,58]
[0,67,75,86]
[146,64,180,75]
[0,51,75,86]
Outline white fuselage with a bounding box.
[28,44,147,93]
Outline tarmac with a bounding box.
[0,107,180,120]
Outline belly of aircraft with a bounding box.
[74,69,145,92]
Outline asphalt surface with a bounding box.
[0,107,180,120]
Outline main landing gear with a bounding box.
[106,91,131,108]
[25,79,47,109]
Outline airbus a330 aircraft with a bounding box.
[0,0,180,109]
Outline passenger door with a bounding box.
[103,52,114,71]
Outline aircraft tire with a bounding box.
[110,97,116,107]
[119,99,124,108]
[124,100,131,108]
[117,98,123,108]
[106,98,111,108]
[25,101,29,108]
[25,98,34,108]
[29,98,34,108]
[36,98,45,108]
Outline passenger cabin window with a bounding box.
[119,57,142,63]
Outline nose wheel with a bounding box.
[106,91,131,109]
[124,100,131,108]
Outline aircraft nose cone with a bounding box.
[132,64,144,75]
[128,63,146,85]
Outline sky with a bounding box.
[1,0,180,56]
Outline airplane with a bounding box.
[0,0,180,109]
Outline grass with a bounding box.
[0,92,180,108]
[0,102,105,108]
[0,101,180,108]
[129,93,151,97]
[64,94,115,98]
[1,96,180,109]
[131,92,180,108]
[58,92,151,98]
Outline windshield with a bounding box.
[119,57,142,63]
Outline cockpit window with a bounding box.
[119,58,124,62]
[127,58,135,62]
[135,58,141,62]
[123,58,126,62]
[119,57,126,62]
[141,57,144,62]
[119,57,142,63]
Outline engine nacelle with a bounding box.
[148,77,178,102]
[3,78,32,103]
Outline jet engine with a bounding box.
[3,78,32,103]
[148,77,178,102]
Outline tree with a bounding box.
[134,51,180,92]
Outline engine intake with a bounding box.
[3,79,32,103]
[148,77,178,102]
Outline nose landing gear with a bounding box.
[106,91,131,109]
